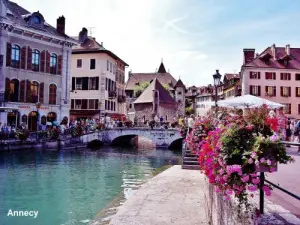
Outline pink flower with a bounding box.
[251,152,257,159]
[267,160,272,166]
[226,189,233,195]
[248,158,254,164]
[223,196,230,201]
[260,158,265,163]
[252,178,260,185]
[263,185,272,196]
[270,167,277,173]
[248,185,258,192]
[241,175,250,183]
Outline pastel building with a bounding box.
[0,0,76,130]
[70,28,128,120]
[241,44,300,118]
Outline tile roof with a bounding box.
[244,45,300,70]
[125,72,177,90]
[223,73,240,80]
[72,36,128,66]
[6,1,75,42]
[134,78,177,105]
[174,79,186,89]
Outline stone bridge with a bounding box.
[80,128,183,148]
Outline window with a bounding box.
[296,74,300,81]
[178,91,182,95]
[89,77,98,90]
[105,78,108,91]
[265,72,276,80]
[265,86,276,97]
[11,44,20,68]
[110,62,112,72]
[280,73,291,80]
[75,99,82,109]
[50,53,57,74]
[77,59,82,68]
[30,81,39,103]
[33,16,41,24]
[49,84,57,105]
[76,78,82,90]
[32,49,40,71]
[88,99,99,109]
[90,59,96,70]
[250,72,260,79]
[107,60,109,71]
[298,104,300,114]
[105,100,107,110]
[9,79,19,102]
[280,87,291,97]
[282,103,291,114]
[129,103,132,109]
[296,87,300,97]
[249,85,261,96]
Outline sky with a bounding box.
[13,0,300,86]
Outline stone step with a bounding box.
[183,161,199,165]
[183,157,198,161]
[185,153,198,157]
[182,165,200,170]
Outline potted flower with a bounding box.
[15,128,29,141]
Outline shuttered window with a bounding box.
[57,55,62,75]
[27,47,32,70]
[11,44,20,68]
[39,83,44,103]
[49,84,57,105]
[21,46,26,69]
[46,51,50,73]
[20,80,25,102]
[50,53,57,74]
[82,99,88,109]
[6,43,11,67]
[5,78,10,101]
[40,50,46,73]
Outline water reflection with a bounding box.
[0,147,180,225]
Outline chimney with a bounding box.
[243,49,255,65]
[286,44,290,55]
[56,16,65,35]
[271,44,276,60]
[78,27,88,44]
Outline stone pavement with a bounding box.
[109,165,208,225]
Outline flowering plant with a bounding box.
[71,124,83,137]
[15,128,29,141]
[188,105,294,211]
[48,127,61,140]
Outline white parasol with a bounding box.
[218,95,284,109]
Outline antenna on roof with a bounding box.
[87,27,96,36]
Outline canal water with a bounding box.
[0,147,181,225]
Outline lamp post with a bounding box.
[212,70,222,117]
[35,102,41,131]
[98,101,102,121]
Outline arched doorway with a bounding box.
[28,111,38,131]
[7,111,19,127]
[22,114,28,124]
[10,79,19,102]
[47,112,57,123]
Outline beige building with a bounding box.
[70,28,128,121]
[0,0,77,130]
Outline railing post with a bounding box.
[260,172,265,214]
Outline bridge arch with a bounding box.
[168,138,184,150]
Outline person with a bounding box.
[187,114,195,133]
[286,119,292,146]
[290,120,296,142]
[295,120,300,154]
[154,115,159,127]
[178,116,184,127]
[277,108,288,140]
[160,116,164,127]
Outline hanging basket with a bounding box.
[255,152,278,172]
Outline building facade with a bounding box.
[70,28,128,121]
[125,61,185,120]
[134,78,178,123]
[0,0,76,130]
[241,44,300,118]
[223,73,241,99]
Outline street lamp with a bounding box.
[35,102,41,131]
[98,101,102,121]
[212,70,222,116]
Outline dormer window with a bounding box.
[33,16,41,24]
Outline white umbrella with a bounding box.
[218,95,284,109]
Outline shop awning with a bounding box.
[0,107,19,112]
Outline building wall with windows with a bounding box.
[70,31,128,120]
[0,1,76,130]
[241,45,300,118]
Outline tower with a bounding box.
[174,79,186,116]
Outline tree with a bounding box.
[163,83,169,91]
[185,106,194,116]
[134,82,150,98]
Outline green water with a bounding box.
[0,148,180,225]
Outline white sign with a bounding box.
[7,209,39,219]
